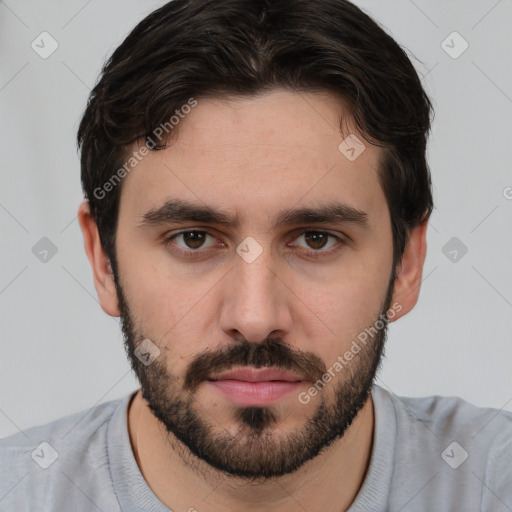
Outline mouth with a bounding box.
[206,367,305,407]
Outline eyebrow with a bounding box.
[138,198,369,231]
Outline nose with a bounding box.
[219,245,293,344]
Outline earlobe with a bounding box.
[77,201,120,317]
[389,219,428,322]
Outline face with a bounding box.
[111,89,396,478]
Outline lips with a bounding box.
[209,367,304,383]
[207,367,305,407]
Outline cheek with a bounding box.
[295,253,392,363]
[116,253,220,372]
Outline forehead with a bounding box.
[118,89,387,226]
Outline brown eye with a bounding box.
[166,230,217,253]
[181,231,208,249]
[304,231,330,250]
[293,230,341,252]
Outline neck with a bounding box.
[127,390,374,512]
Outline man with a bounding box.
[1,0,511,510]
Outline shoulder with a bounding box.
[380,385,512,443]
[0,396,120,459]
[0,393,133,512]
[372,385,512,510]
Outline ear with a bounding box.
[389,219,428,322]
[77,200,120,317]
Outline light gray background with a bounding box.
[1,0,511,439]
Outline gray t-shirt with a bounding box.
[1,384,511,511]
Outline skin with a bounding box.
[78,89,427,512]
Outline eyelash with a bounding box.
[162,229,345,258]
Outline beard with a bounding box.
[112,263,394,480]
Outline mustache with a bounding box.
[184,337,327,392]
